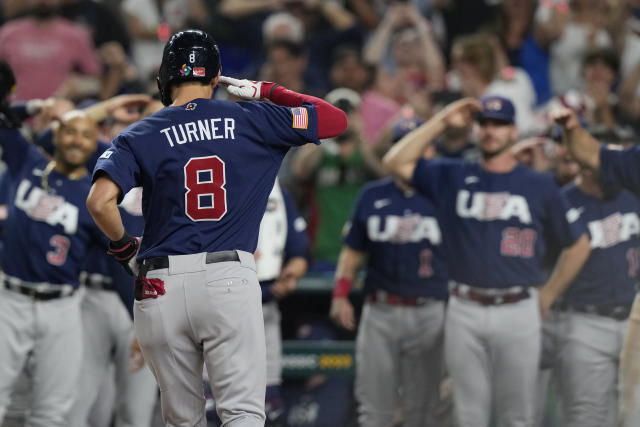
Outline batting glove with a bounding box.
[107,232,140,276]
[219,76,278,101]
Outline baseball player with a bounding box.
[85,29,347,427]
[68,187,158,427]
[556,166,640,427]
[553,107,640,426]
[330,140,448,426]
[0,109,104,426]
[253,178,310,425]
[383,95,591,427]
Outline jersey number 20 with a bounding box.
[184,156,227,221]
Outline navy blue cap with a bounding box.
[477,95,515,124]
[391,107,424,143]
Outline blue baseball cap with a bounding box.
[477,95,516,124]
[391,109,424,143]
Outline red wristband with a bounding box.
[260,82,279,99]
[332,277,353,298]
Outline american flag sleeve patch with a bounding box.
[291,107,309,129]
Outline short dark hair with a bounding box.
[583,48,619,74]
[267,40,305,58]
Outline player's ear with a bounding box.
[212,69,221,89]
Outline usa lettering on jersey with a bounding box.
[456,190,532,224]
[367,214,441,245]
[14,179,78,234]
[589,211,640,249]
[159,118,236,147]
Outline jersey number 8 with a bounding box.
[184,155,227,221]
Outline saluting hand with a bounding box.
[219,76,266,101]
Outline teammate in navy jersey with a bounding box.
[553,107,640,427]
[330,173,448,426]
[384,96,591,427]
[86,29,347,427]
[0,110,104,426]
[557,168,640,427]
[68,188,158,427]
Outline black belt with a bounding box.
[3,281,75,301]
[80,273,113,291]
[452,286,530,306]
[142,250,240,272]
[560,302,631,321]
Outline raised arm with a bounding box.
[383,97,480,182]
[552,107,601,170]
[219,76,348,139]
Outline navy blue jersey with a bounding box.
[600,145,640,196]
[412,159,585,289]
[344,177,448,299]
[562,184,640,306]
[81,191,145,315]
[259,186,310,302]
[94,99,318,259]
[0,128,105,287]
[282,188,309,260]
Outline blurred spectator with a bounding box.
[535,0,613,95]
[492,0,551,105]
[363,2,445,98]
[292,88,382,271]
[260,40,323,96]
[60,0,131,51]
[449,33,536,132]
[263,11,305,44]
[347,0,435,32]
[436,0,499,53]
[581,48,620,128]
[0,0,101,101]
[329,45,373,93]
[121,0,208,79]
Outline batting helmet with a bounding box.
[157,29,221,106]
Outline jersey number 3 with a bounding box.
[184,156,227,221]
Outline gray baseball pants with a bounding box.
[445,288,541,427]
[134,251,266,427]
[0,286,83,427]
[558,310,627,427]
[620,294,640,427]
[68,288,158,427]
[355,297,445,427]
[263,301,282,387]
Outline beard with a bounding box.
[27,6,59,20]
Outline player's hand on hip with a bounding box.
[219,76,264,100]
[107,232,140,276]
[330,297,355,331]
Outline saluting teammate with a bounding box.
[557,167,640,427]
[384,96,591,427]
[85,29,347,427]
[0,109,104,426]
[553,107,640,427]
[330,117,448,427]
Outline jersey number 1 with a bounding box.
[184,156,227,221]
